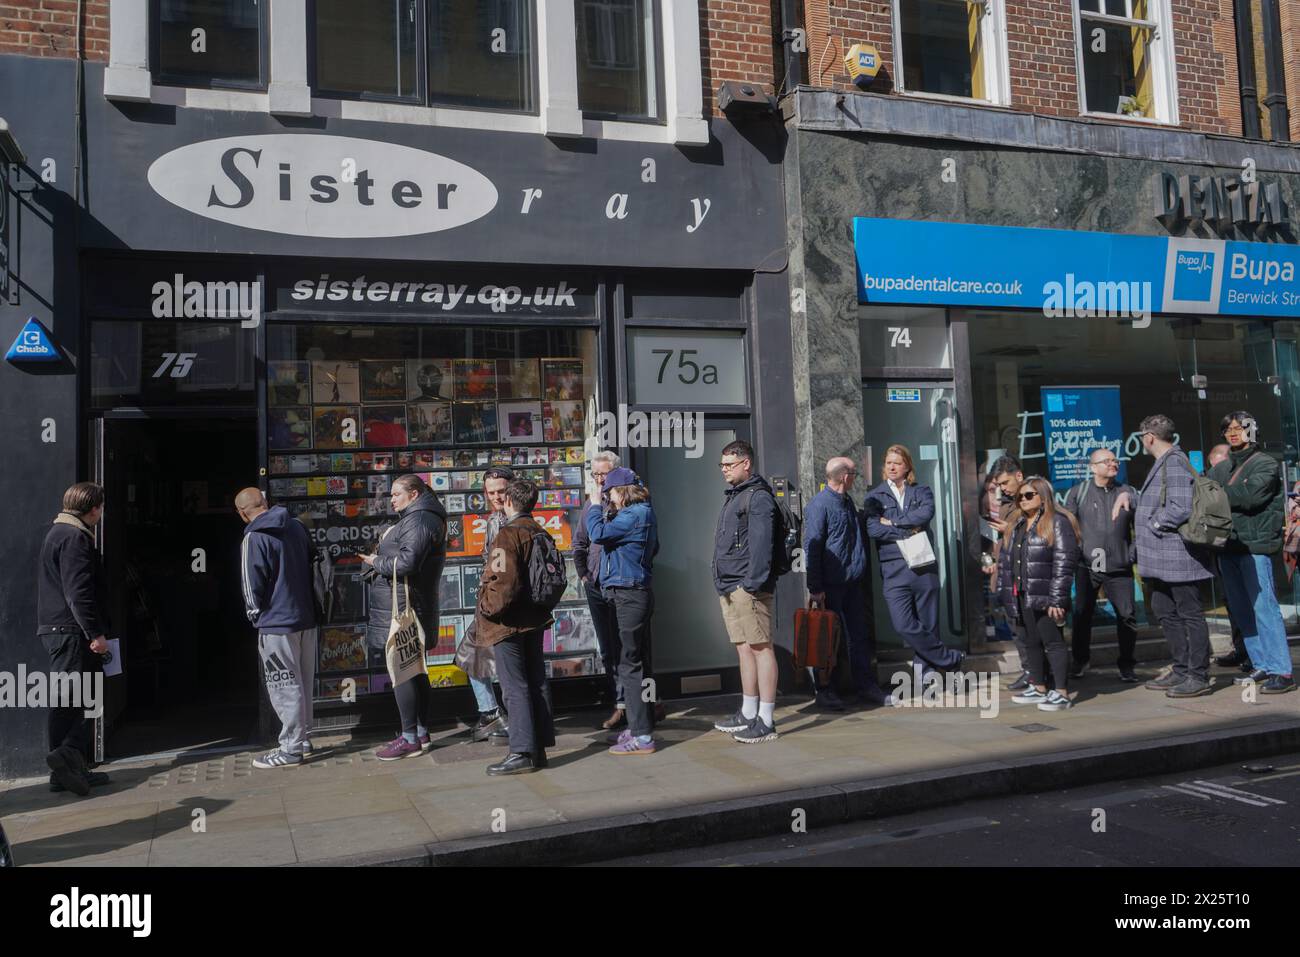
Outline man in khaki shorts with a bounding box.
[711,440,780,743]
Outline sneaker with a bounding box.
[375,736,423,762]
[1007,671,1031,692]
[1165,679,1213,698]
[814,688,846,712]
[1117,666,1140,683]
[733,717,779,743]
[714,709,751,733]
[1261,674,1297,694]
[1011,687,1047,705]
[1234,668,1270,686]
[609,735,656,755]
[1145,671,1182,690]
[471,709,505,742]
[1069,661,1090,679]
[606,728,634,746]
[1038,690,1073,711]
[252,749,303,769]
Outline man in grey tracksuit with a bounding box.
[237,487,320,768]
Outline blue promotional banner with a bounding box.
[853,217,1300,318]
[1040,386,1126,493]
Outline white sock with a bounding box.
[759,701,776,726]
[741,695,759,719]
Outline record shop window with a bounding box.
[266,324,600,701]
[313,0,538,112]
[152,0,266,88]
[1076,0,1174,121]
[893,0,1006,104]
[576,0,661,121]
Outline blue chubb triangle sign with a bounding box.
[5,317,60,363]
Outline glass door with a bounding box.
[861,382,966,652]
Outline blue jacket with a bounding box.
[241,506,317,632]
[713,474,777,595]
[587,501,658,589]
[864,481,936,572]
[803,486,868,592]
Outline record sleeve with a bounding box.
[443,493,466,513]
[439,565,463,610]
[326,476,348,496]
[546,656,594,678]
[414,451,436,469]
[431,614,463,661]
[397,451,413,470]
[543,401,584,443]
[552,606,598,652]
[496,358,541,399]
[460,564,483,609]
[431,472,450,491]
[319,625,366,672]
[330,453,355,472]
[466,491,486,512]
[407,359,454,400]
[454,359,497,401]
[312,405,361,450]
[311,360,360,404]
[565,445,585,464]
[500,400,543,443]
[287,455,316,474]
[453,402,499,444]
[370,673,392,695]
[561,560,582,602]
[319,674,369,700]
[360,359,407,402]
[444,516,467,556]
[269,456,290,475]
[372,452,394,471]
[326,570,367,622]
[363,406,408,448]
[306,477,328,497]
[268,408,313,450]
[408,400,453,445]
[427,665,468,688]
[542,359,585,401]
[268,360,311,406]
[490,448,514,467]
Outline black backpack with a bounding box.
[517,519,568,610]
[744,486,800,579]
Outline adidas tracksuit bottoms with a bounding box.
[258,628,317,755]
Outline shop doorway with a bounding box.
[861,382,967,653]
[93,414,260,758]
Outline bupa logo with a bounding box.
[147,134,498,238]
[1173,249,1216,301]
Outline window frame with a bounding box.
[1072,0,1180,125]
[576,0,666,125]
[425,0,542,116]
[149,0,270,92]
[308,0,427,106]
[890,0,1011,107]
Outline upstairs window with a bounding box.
[313,0,537,112]
[1076,0,1176,121]
[577,0,661,121]
[893,0,1007,104]
[153,0,265,88]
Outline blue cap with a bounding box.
[603,467,639,489]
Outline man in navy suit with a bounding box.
[864,444,964,678]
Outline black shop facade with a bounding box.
[0,57,795,779]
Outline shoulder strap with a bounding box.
[1227,451,1263,487]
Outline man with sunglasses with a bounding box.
[1206,412,1295,694]
[1064,449,1139,682]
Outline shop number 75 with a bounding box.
[153,352,197,378]
[651,349,719,386]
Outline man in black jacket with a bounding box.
[1064,449,1139,682]
[711,441,780,744]
[37,482,112,796]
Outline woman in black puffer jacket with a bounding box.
[996,475,1081,712]
[361,474,447,760]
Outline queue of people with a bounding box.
[30,408,1297,797]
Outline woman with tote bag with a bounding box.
[360,475,448,761]
[863,444,964,677]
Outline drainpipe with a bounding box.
[1259,0,1291,141]
[779,0,803,94]
[1233,0,1262,139]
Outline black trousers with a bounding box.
[1071,570,1138,670]
[1148,579,1210,684]
[1017,595,1069,690]
[41,631,101,762]
[585,583,622,705]
[394,672,430,734]
[493,629,555,755]
[609,587,655,737]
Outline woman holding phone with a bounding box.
[995,475,1081,711]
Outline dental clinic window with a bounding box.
[577,0,661,120]
[153,0,266,88]
[892,0,1008,104]
[313,0,537,111]
[1076,0,1177,122]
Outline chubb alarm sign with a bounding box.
[147,134,499,238]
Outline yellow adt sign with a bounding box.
[844,43,881,89]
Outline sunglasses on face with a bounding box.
[1017,491,1040,502]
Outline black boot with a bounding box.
[487,752,538,776]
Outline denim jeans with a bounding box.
[469,675,498,714]
[1218,552,1292,676]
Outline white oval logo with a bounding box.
[147,134,498,238]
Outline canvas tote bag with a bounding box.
[384,568,427,688]
[896,529,937,569]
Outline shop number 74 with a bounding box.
[153,352,197,378]
[652,348,719,385]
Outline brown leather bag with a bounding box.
[793,603,841,670]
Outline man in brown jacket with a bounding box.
[476,480,556,775]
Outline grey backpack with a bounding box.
[1159,454,1234,550]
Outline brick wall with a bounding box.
[1175,0,1231,133]
[1281,0,1300,140]
[699,0,778,115]
[1005,0,1076,116]
[0,0,109,60]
